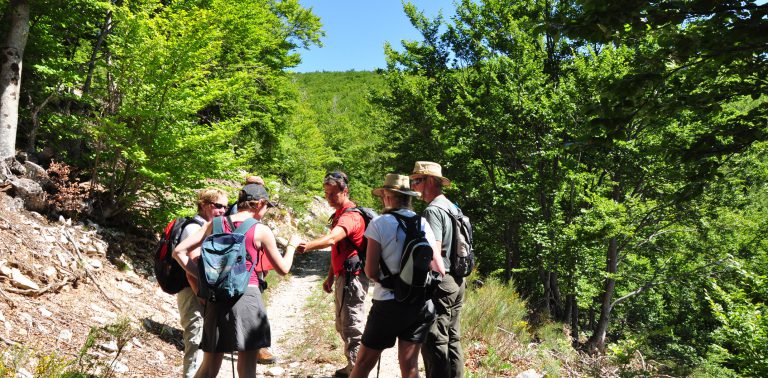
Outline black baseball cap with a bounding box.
[239,184,276,207]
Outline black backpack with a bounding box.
[153,217,204,294]
[329,206,378,265]
[431,202,475,278]
[379,212,441,304]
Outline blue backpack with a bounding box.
[197,216,258,302]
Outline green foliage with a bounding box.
[34,351,78,378]
[709,282,768,376]
[374,0,767,375]
[11,0,322,227]
[463,278,530,344]
[462,278,530,373]
[289,71,388,208]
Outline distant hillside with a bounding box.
[292,70,387,128]
[289,71,388,206]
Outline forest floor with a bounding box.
[0,192,405,377]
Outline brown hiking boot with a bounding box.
[257,347,277,364]
[333,365,352,377]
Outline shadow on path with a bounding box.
[142,318,183,351]
[288,248,331,278]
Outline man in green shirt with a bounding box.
[410,161,465,378]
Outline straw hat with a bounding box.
[409,161,451,187]
[372,174,420,197]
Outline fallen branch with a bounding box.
[496,326,515,338]
[0,286,15,308]
[4,278,75,297]
[61,228,120,311]
[0,334,19,346]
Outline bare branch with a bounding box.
[61,228,120,311]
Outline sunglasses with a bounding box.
[411,177,426,185]
[211,203,228,210]
[325,171,348,182]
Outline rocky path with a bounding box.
[217,251,403,377]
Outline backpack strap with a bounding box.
[181,216,204,229]
[233,218,259,266]
[330,207,366,255]
[389,211,421,238]
[233,218,259,235]
[426,202,459,247]
[212,217,225,234]
[427,201,460,218]
[172,217,205,245]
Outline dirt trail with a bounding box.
[217,251,403,377]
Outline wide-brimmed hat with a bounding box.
[239,184,276,207]
[372,174,420,197]
[409,161,451,187]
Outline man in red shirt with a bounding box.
[297,171,369,377]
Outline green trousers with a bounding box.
[422,274,466,378]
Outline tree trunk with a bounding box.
[550,271,563,319]
[587,179,622,353]
[568,294,579,347]
[503,218,521,282]
[83,10,113,95]
[588,236,619,353]
[0,0,30,159]
[26,90,57,153]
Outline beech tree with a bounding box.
[0,0,29,159]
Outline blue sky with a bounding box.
[294,1,456,72]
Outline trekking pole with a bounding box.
[231,351,235,378]
[376,355,381,378]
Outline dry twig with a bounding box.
[0,286,15,308]
[0,333,19,346]
[61,228,120,310]
[4,278,74,297]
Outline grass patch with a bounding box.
[463,278,578,377]
[0,317,139,378]
[289,283,344,366]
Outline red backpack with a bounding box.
[153,217,203,294]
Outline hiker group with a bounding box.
[156,161,474,378]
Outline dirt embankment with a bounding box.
[0,188,409,377]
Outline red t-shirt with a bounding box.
[330,201,365,275]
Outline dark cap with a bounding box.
[239,184,276,207]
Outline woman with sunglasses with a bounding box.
[175,188,229,378]
[174,183,300,378]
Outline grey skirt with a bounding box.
[200,285,271,353]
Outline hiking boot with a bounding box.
[257,347,277,364]
[333,365,352,377]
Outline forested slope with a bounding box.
[369,1,768,376]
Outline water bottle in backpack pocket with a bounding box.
[197,217,258,302]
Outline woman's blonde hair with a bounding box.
[197,188,227,211]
